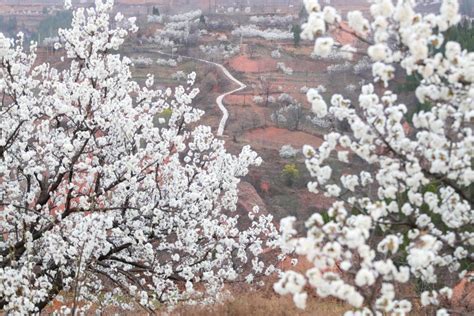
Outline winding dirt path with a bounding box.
[156,51,246,136]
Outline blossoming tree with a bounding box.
[275,0,473,315]
[0,0,277,313]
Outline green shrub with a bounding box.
[282,163,300,186]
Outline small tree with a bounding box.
[285,104,304,131]
[248,43,258,59]
[258,75,273,107]
[152,6,160,16]
[0,1,277,314]
[292,24,302,47]
[282,164,300,187]
[199,14,206,25]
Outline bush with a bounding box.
[282,164,300,186]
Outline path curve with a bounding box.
[156,51,246,136]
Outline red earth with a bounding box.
[229,55,277,73]
[243,127,324,150]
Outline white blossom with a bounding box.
[0,2,278,313]
[307,88,328,118]
[314,37,334,58]
[275,1,473,315]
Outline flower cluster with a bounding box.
[276,0,473,315]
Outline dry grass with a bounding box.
[174,293,349,316]
[42,290,350,316]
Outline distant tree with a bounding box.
[258,76,276,107]
[285,104,304,131]
[271,93,304,131]
[292,24,301,47]
[248,43,258,58]
[280,145,299,159]
[258,75,273,107]
[299,6,308,20]
[152,6,160,16]
[282,164,300,186]
[444,18,474,51]
[199,13,206,25]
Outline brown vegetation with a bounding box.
[174,292,349,316]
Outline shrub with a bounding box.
[280,145,299,159]
[282,164,300,186]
